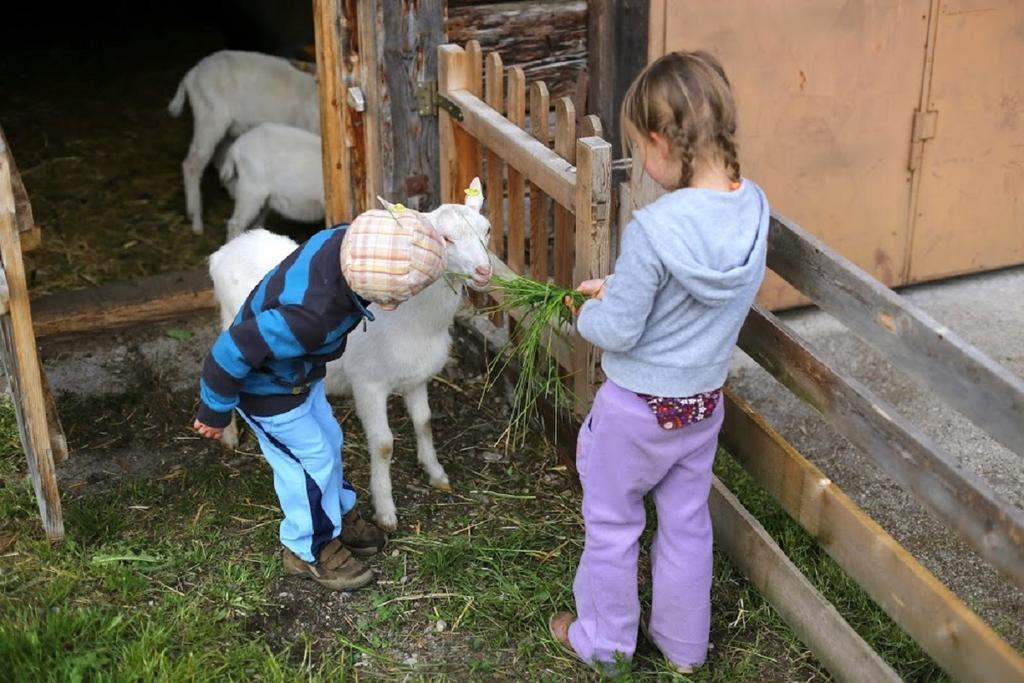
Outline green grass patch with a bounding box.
[0,377,956,681]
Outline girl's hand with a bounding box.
[564,278,608,315]
[577,279,607,300]
[193,419,224,440]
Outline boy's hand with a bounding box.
[564,278,607,315]
[193,419,224,440]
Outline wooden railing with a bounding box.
[438,40,1024,682]
[437,40,612,413]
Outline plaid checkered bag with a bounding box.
[340,208,447,306]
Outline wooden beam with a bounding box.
[314,0,356,223]
[31,267,213,341]
[587,0,649,157]
[721,388,1024,683]
[381,0,444,210]
[738,304,1024,589]
[767,213,1024,459]
[0,149,62,540]
[443,87,578,211]
[438,45,470,204]
[709,477,901,683]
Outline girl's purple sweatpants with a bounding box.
[568,380,723,669]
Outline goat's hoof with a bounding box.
[433,481,452,493]
[374,509,398,532]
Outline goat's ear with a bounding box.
[463,177,484,212]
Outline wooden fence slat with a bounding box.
[0,127,41,252]
[738,304,1024,589]
[572,137,612,412]
[553,97,576,286]
[580,114,603,140]
[438,45,472,204]
[506,67,527,274]
[484,52,506,267]
[767,213,1024,459]
[721,388,1024,683]
[443,88,577,211]
[0,151,62,540]
[709,477,902,683]
[528,81,551,281]
[466,40,484,182]
[313,0,355,223]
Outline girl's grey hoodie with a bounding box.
[577,179,770,398]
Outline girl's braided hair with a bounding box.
[621,50,740,189]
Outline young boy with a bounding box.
[193,209,447,590]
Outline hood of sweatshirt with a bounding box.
[631,179,770,306]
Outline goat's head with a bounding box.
[424,177,493,291]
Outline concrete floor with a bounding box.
[728,265,1024,644]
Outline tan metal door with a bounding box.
[650,0,933,308]
[907,0,1024,282]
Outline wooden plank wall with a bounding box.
[447,0,587,100]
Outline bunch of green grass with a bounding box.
[484,274,587,448]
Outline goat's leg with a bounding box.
[403,382,450,492]
[225,189,267,241]
[183,111,230,235]
[354,385,399,531]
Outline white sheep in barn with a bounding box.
[218,123,324,241]
[168,50,320,235]
[210,179,493,530]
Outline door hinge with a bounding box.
[415,81,464,121]
[909,109,938,172]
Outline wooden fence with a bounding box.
[436,40,612,414]
[438,39,1024,683]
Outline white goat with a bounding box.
[219,123,324,241]
[168,50,320,235]
[211,179,493,530]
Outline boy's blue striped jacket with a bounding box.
[196,227,372,428]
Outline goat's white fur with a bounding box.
[219,123,324,241]
[210,179,491,530]
[169,50,319,235]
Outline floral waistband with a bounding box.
[636,389,721,431]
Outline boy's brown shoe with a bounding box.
[282,538,374,591]
[340,507,387,557]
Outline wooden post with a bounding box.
[506,66,527,274]
[380,0,444,210]
[314,0,355,223]
[587,0,649,157]
[572,137,612,412]
[553,97,576,286]
[354,0,383,210]
[529,81,551,280]
[438,45,474,204]
[0,147,62,540]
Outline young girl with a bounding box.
[549,51,770,673]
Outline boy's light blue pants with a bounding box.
[238,381,357,563]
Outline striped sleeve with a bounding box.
[196,305,328,427]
